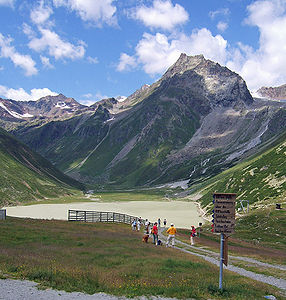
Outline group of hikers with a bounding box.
[131,217,197,247]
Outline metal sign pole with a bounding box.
[212,193,236,291]
[219,233,224,290]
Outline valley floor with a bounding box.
[4,200,204,229]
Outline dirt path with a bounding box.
[159,228,286,291]
[177,232,286,262]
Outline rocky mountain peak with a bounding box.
[37,94,81,107]
[161,53,253,108]
[256,84,286,100]
[163,53,205,79]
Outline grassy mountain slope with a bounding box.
[0,127,84,206]
[76,87,202,187]
[13,106,110,172]
[191,131,286,209]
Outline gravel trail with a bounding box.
[158,228,286,291]
[0,279,177,300]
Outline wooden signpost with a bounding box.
[212,193,236,290]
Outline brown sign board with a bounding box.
[213,193,236,234]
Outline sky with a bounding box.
[0,0,286,105]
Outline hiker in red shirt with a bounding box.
[152,222,159,245]
[190,225,196,245]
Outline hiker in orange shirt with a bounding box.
[166,223,177,247]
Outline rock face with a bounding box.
[1,53,286,188]
[161,53,253,108]
[256,84,286,100]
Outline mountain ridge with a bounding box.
[0,127,84,206]
[1,53,286,193]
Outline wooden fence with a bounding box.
[0,209,6,220]
[68,209,153,226]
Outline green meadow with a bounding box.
[0,217,282,299]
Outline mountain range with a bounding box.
[0,53,286,200]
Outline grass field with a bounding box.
[21,190,171,206]
[0,217,283,299]
[177,203,286,265]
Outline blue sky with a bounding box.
[0,0,286,105]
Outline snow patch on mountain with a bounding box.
[55,102,71,109]
[116,96,127,102]
[0,102,33,119]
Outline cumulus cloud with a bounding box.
[0,86,58,101]
[28,27,85,60]
[87,56,99,64]
[209,8,230,20]
[40,55,54,68]
[131,0,189,31]
[227,0,286,90]
[0,33,37,76]
[132,29,227,76]
[217,21,228,32]
[30,1,53,26]
[0,0,14,7]
[53,0,117,26]
[23,1,86,62]
[117,53,137,71]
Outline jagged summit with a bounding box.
[256,84,286,100]
[163,53,206,79]
[161,53,253,108]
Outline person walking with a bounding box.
[145,219,149,230]
[190,225,196,245]
[131,219,137,231]
[158,218,161,227]
[137,219,141,231]
[152,222,159,245]
[163,219,167,227]
[166,223,177,247]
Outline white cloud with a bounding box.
[53,0,117,26]
[209,8,230,20]
[227,0,286,90]
[78,91,110,105]
[30,1,53,26]
[87,56,99,64]
[0,33,38,76]
[24,2,86,62]
[28,27,85,60]
[22,23,35,38]
[0,86,58,101]
[133,29,227,76]
[117,53,137,71]
[0,0,14,7]
[132,0,189,31]
[217,21,228,32]
[40,55,54,68]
